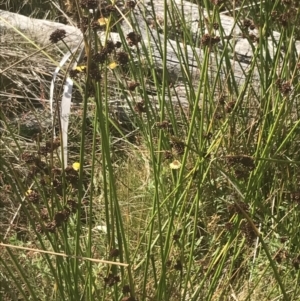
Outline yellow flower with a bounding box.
[75,65,86,72]
[25,189,33,196]
[72,162,80,171]
[170,160,181,170]
[98,17,109,26]
[108,62,118,69]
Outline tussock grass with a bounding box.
[1,0,300,300]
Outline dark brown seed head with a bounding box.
[122,284,131,294]
[127,32,142,47]
[174,260,183,271]
[126,1,137,10]
[80,0,98,9]
[127,81,140,91]
[49,29,67,43]
[116,51,129,65]
[109,248,120,258]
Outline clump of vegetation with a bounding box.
[1,0,300,300]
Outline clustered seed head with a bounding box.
[36,200,78,234]
[274,250,288,264]
[98,2,122,19]
[271,4,298,27]
[67,199,78,213]
[134,101,146,114]
[89,64,102,81]
[243,19,256,30]
[104,40,116,54]
[249,33,259,43]
[288,192,300,204]
[80,0,98,9]
[240,220,257,244]
[213,22,219,30]
[40,208,49,220]
[201,34,220,47]
[92,51,108,64]
[122,285,131,294]
[225,100,236,113]
[78,17,89,32]
[293,255,300,270]
[126,1,137,10]
[156,120,172,131]
[204,132,212,139]
[49,29,67,43]
[225,155,255,170]
[276,79,292,95]
[54,209,70,227]
[174,260,183,271]
[103,273,120,287]
[91,20,102,31]
[39,138,61,155]
[65,166,80,186]
[69,69,80,78]
[126,32,142,47]
[44,221,57,233]
[164,150,173,160]
[109,248,120,258]
[127,81,140,91]
[116,51,129,65]
[26,189,40,204]
[170,136,185,155]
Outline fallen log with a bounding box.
[1,0,299,104]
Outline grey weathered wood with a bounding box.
[1,0,299,103]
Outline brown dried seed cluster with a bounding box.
[116,51,129,65]
[292,255,300,270]
[276,79,292,95]
[213,22,219,30]
[225,155,255,170]
[243,19,256,30]
[26,190,40,204]
[49,29,67,43]
[36,201,78,234]
[170,136,185,155]
[77,17,89,32]
[164,150,173,160]
[126,1,136,10]
[126,32,142,47]
[134,101,146,113]
[122,285,131,294]
[156,120,172,131]
[127,81,140,91]
[274,250,288,264]
[40,208,49,220]
[240,220,257,244]
[225,100,236,113]
[249,33,259,43]
[174,259,183,271]
[201,34,220,47]
[109,248,120,258]
[39,138,61,155]
[271,4,298,27]
[89,63,102,81]
[65,166,80,186]
[80,0,98,9]
[103,273,120,287]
